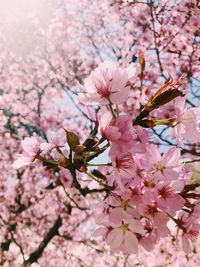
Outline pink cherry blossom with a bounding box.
[40,129,66,152]
[140,145,182,181]
[155,182,185,215]
[96,218,144,254]
[171,97,200,144]
[180,216,200,253]
[78,60,137,106]
[110,152,135,189]
[12,134,43,169]
[98,111,121,142]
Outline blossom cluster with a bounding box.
[13,60,200,256]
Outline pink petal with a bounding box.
[162,147,180,166]
[124,231,138,254]
[182,235,192,254]
[12,155,32,169]
[128,219,144,235]
[106,228,123,251]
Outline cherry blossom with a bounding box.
[139,145,182,181]
[96,218,144,254]
[12,134,43,169]
[171,97,200,144]
[78,61,137,106]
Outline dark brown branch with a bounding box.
[25,216,62,265]
[68,165,109,196]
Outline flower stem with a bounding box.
[87,163,112,167]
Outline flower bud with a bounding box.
[75,145,87,152]
[79,165,88,173]
[59,158,70,168]
[65,130,80,151]
[83,137,99,149]
[143,74,186,113]
[139,53,145,74]
[135,119,155,128]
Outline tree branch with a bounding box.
[25,216,62,265]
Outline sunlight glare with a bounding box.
[0,0,62,56]
[0,0,43,22]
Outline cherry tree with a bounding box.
[0,0,200,266]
